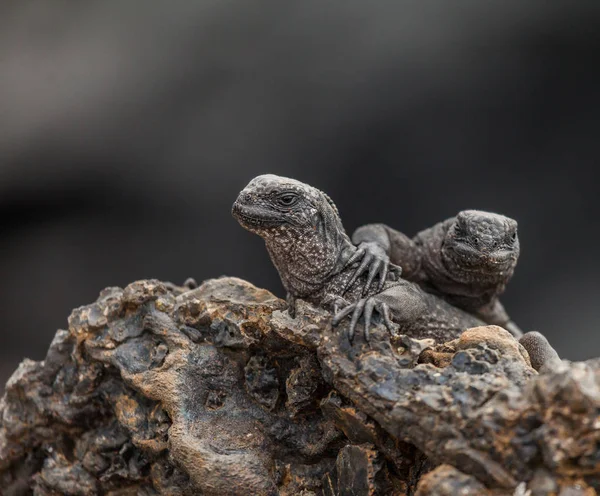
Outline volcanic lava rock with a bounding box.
[0,277,598,495]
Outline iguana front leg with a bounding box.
[333,280,431,342]
[345,224,421,296]
[333,282,432,343]
[344,224,394,295]
[333,281,483,344]
[332,295,397,343]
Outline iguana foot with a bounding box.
[344,242,399,296]
[519,331,562,373]
[332,296,396,344]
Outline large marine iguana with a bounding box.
[232,174,558,370]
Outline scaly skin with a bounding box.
[232,175,559,371]
[233,175,488,344]
[519,331,563,374]
[351,211,522,337]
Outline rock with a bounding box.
[415,465,492,496]
[318,320,600,491]
[322,444,399,496]
[320,391,419,485]
[286,355,324,417]
[0,277,598,495]
[455,326,531,365]
[420,325,532,371]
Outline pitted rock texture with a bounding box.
[0,277,598,495]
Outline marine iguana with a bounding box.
[231,174,558,371]
[349,211,522,337]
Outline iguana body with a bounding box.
[352,211,522,337]
[231,175,557,371]
[232,175,484,344]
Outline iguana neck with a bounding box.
[264,221,354,301]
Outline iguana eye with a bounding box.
[277,193,299,207]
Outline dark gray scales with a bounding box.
[232,174,559,371]
[351,210,522,337]
[519,331,562,373]
[232,175,481,343]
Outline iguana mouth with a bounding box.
[447,243,515,272]
[232,202,285,228]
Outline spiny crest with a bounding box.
[316,189,341,219]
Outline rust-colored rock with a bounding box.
[420,325,532,370]
[0,277,598,495]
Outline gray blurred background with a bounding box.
[1,1,600,388]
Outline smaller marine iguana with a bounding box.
[232,174,558,371]
[349,211,522,337]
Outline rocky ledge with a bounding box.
[0,277,598,495]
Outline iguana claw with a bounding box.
[286,293,297,318]
[344,242,399,296]
[332,296,396,344]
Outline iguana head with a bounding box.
[442,210,520,278]
[232,174,340,234]
[233,174,350,296]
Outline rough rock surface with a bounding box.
[0,277,598,495]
